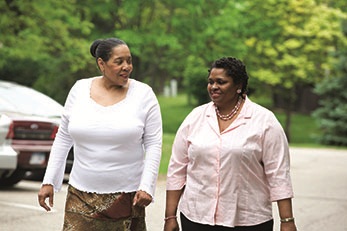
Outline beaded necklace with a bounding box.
[215,97,243,121]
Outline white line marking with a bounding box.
[0,201,57,212]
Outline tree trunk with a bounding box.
[284,105,292,143]
[283,88,296,143]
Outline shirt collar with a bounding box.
[238,96,253,119]
[205,96,253,134]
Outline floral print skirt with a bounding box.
[63,185,146,231]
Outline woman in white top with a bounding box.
[38,38,162,231]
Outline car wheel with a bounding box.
[24,169,45,181]
[0,169,27,187]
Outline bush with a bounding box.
[183,56,210,106]
[313,74,347,146]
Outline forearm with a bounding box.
[277,198,297,231]
[277,198,294,219]
[165,189,183,217]
[139,148,161,197]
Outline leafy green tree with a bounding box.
[240,0,347,141]
[0,0,93,103]
[73,0,183,92]
[1,0,347,121]
[313,18,347,146]
[183,56,209,105]
[312,67,347,146]
[315,0,347,11]
[76,0,247,99]
[166,0,248,105]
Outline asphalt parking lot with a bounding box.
[1,147,347,231]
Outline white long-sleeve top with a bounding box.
[43,77,162,198]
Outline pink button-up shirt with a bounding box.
[166,97,294,227]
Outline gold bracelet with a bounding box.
[280,217,295,223]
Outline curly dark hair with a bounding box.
[208,57,249,98]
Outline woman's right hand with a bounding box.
[164,218,179,231]
[38,184,54,212]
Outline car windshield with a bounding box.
[0,81,63,118]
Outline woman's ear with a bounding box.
[97,58,104,70]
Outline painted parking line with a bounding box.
[0,201,57,212]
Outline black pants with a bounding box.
[180,213,273,231]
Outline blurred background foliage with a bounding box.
[1,0,347,146]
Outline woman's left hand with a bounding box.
[133,190,152,207]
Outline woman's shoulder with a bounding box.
[70,76,96,89]
[70,76,101,92]
[192,102,212,112]
[130,79,152,91]
[65,77,97,101]
[129,79,157,101]
[185,102,213,120]
[177,102,213,132]
[246,98,273,114]
[75,76,98,85]
[246,98,280,124]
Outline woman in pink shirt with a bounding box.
[164,57,297,231]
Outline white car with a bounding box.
[0,80,63,186]
[0,114,17,171]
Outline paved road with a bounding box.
[1,147,347,231]
[147,147,347,231]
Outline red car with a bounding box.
[0,80,63,186]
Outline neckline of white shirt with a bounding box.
[88,77,134,109]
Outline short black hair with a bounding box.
[208,57,249,97]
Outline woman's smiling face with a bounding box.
[207,68,240,107]
[99,44,133,86]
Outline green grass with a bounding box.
[157,94,331,174]
[158,94,194,134]
[275,112,321,145]
[159,133,175,174]
[158,95,193,174]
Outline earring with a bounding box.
[237,89,242,94]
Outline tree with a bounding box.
[78,0,247,98]
[0,0,93,103]
[313,18,347,146]
[165,0,248,105]
[240,0,347,141]
[1,0,346,118]
[312,65,347,146]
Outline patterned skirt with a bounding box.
[63,185,146,231]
